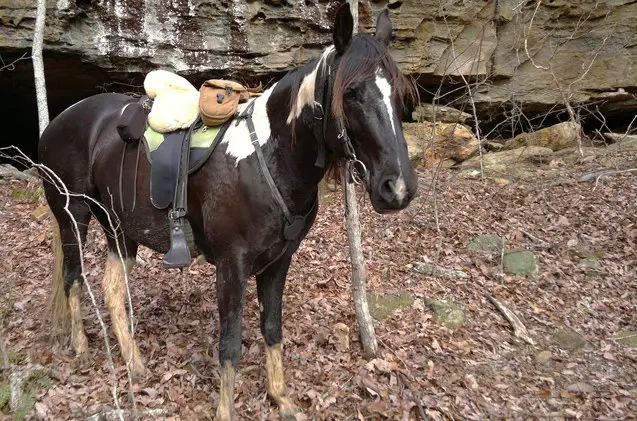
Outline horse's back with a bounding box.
[38,93,133,193]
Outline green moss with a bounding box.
[367,292,414,321]
[552,329,586,351]
[0,383,10,409]
[466,235,504,252]
[14,370,52,421]
[613,331,637,348]
[503,250,539,275]
[10,187,43,203]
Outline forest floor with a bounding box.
[0,145,635,420]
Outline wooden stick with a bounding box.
[488,295,535,345]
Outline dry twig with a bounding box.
[488,295,536,345]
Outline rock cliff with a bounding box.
[1,0,636,138]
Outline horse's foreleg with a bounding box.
[101,252,146,379]
[215,261,249,421]
[256,257,299,420]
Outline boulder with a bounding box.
[459,146,553,178]
[427,300,466,329]
[552,329,586,351]
[613,331,637,348]
[404,121,478,165]
[503,122,581,151]
[503,250,539,275]
[606,135,637,152]
[412,104,473,124]
[466,235,504,253]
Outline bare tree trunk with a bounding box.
[342,0,377,360]
[32,0,49,136]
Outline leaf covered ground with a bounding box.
[0,147,635,420]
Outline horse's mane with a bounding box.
[287,34,416,128]
[332,34,417,121]
[285,33,417,184]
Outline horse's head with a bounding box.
[327,5,418,214]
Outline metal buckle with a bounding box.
[313,102,324,120]
[347,159,368,185]
[169,209,186,221]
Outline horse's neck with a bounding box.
[266,83,329,213]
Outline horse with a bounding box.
[38,5,417,419]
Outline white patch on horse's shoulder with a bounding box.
[222,83,277,165]
[286,45,335,125]
[375,71,397,138]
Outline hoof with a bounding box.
[128,360,148,381]
[215,407,235,421]
[280,409,300,421]
[278,398,300,421]
[75,350,93,368]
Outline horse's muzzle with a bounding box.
[372,174,416,213]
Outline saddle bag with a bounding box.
[199,79,251,127]
[117,98,152,143]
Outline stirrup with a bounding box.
[163,210,191,268]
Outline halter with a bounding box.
[311,51,369,186]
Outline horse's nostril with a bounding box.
[380,178,396,202]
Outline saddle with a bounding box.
[115,70,262,269]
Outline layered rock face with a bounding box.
[1,0,636,127]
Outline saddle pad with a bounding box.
[143,122,229,209]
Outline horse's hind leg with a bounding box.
[256,257,299,419]
[48,200,91,360]
[100,238,146,379]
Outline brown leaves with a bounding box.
[1,153,637,420]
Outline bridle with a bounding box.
[311,51,369,186]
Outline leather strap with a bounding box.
[238,100,318,274]
[243,101,294,224]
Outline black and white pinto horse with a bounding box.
[38,5,417,419]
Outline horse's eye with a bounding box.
[344,89,358,100]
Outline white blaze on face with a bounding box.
[374,70,407,202]
[221,83,277,165]
[374,71,397,138]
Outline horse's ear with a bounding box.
[375,9,392,47]
[333,4,354,55]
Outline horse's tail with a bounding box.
[49,208,70,334]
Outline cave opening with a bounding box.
[0,50,144,168]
